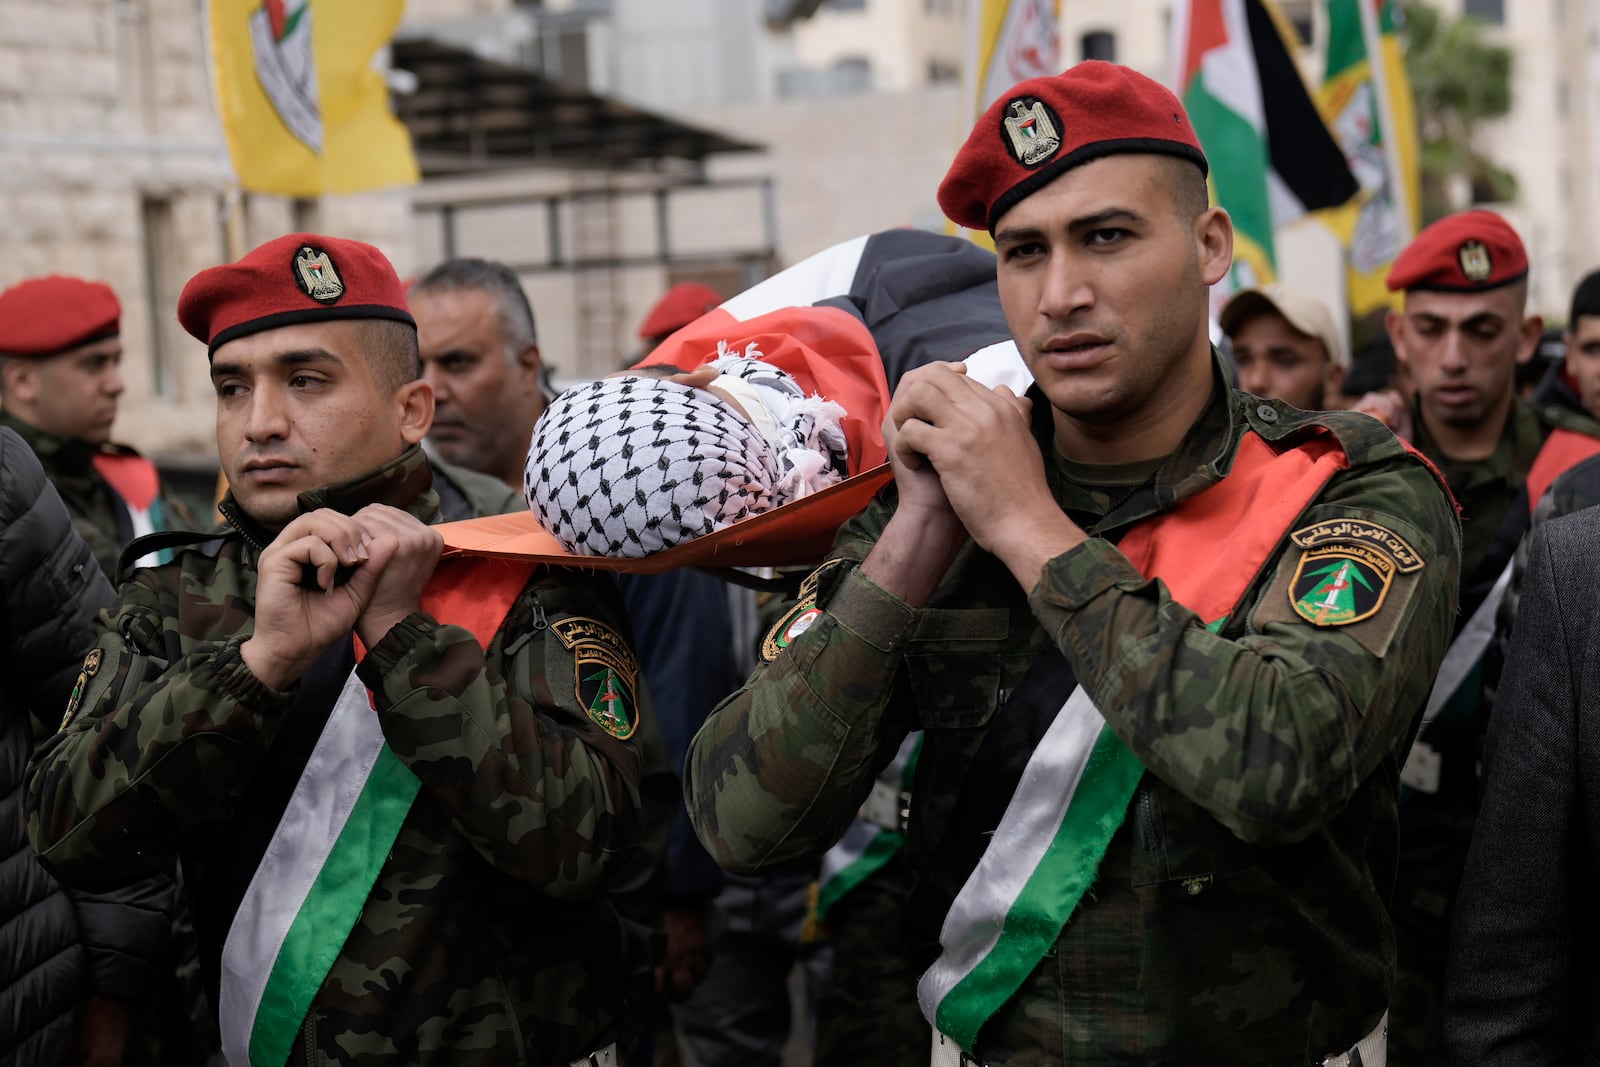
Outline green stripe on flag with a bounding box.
[817,829,903,919]
[248,746,420,1067]
[933,727,1146,1050]
[1184,82,1276,272]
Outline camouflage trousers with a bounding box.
[1387,802,1475,1067]
[813,848,929,1067]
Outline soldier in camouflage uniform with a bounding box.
[686,62,1461,1064]
[0,274,195,581]
[25,233,644,1067]
[1370,211,1600,1066]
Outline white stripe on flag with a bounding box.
[917,685,1104,1017]
[719,235,869,321]
[964,340,1031,392]
[219,669,386,1065]
[1423,557,1513,724]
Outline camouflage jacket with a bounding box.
[25,445,645,1067]
[1410,396,1600,601]
[0,411,195,583]
[687,373,1461,1063]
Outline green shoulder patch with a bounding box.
[1287,520,1423,627]
[58,647,104,732]
[550,617,639,740]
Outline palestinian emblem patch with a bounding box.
[762,602,823,663]
[1458,239,1492,283]
[551,616,639,740]
[293,245,344,304]
[1001,98,1063,167]
[58,648,103,732]
[1288,520,1424,626]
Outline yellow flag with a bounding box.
[208,0,419,197]
[1319,0,1419,317]
[956,0,1063,248]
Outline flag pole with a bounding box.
[1359,0,1414,242]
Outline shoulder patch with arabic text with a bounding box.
[1287,519,1423,627]
[551,616,639,740]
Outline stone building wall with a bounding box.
[0,0,417,463]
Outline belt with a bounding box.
[1321,1011,1387,1067]
[860,777,912,833]
[568,1044,618,1067]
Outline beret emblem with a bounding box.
[1001,98,1063,167]
[1457,239,1492,283]
[293,245,345,304]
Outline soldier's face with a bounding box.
[1387,287,1540,434]
[210,320,434,527]
[412,287,545,486]
[10,338,125,444]
[1565,316,1600,420]
[992,155,1231,442]
[1228,310,1340,411]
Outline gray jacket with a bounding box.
[1444,504,1600,1063]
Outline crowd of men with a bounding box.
[3,58,1600,1067]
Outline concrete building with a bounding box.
[0,0,414,460]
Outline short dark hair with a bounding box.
[1163,156,1211,222]
[1570,268,1600,328]
[409,258,538,356]
[356,318,422,394]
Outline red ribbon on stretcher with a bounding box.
[437,305,895,573]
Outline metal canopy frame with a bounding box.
[391,37,763,177]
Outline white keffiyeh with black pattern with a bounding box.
[524,350,849,557]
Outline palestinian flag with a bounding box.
[437,229,1028,572]
[1175,0,1359,288]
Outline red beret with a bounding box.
[178,232,415,357]
[938,61,1208,234]
[1386,210,1528,293]
[638,282,723,340]
[0,275,121,358]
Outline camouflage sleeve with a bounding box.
[685,497,918,873]
[1030,459,1462,846]
[358,581,644,900]
[25,572,296,884]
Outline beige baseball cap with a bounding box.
[1219,283,1347,368]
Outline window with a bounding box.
[140,196,180,398]
[1080,31,1116,63]
[928,58,960,85]
[833,56,872,91]
[1464,0,1505,23]
[831,0,867,10]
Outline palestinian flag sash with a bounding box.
[816,733,922,919]
[93,452,170,567]
[218,556,538,1067]
[917,430,1348,1053]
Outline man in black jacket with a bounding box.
[0,426,176,1066]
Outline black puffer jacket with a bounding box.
[0,427,176,1066]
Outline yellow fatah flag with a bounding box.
[956,0,1063,248]
[208,0,419,197]
[1318,0,1419,316]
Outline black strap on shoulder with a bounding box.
[116,529,233,583]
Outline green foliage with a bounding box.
[1401,2,1518,221]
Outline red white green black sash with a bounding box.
[218,557,536,1067]
[916,432,1348,1054]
